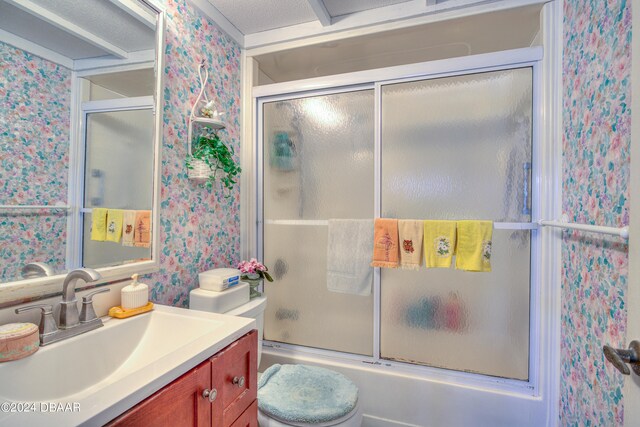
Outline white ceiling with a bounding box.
[201,0,525,49]
[208,0,318,34]
[0,0,156,67]
[207,0,420,34]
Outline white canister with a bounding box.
[121,274,149,309]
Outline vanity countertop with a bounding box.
[0,304,255,427]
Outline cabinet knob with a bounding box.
[202,388,217,403]
[232,376,245,388]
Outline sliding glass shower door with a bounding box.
[259,66,535,380]
[262,89,375,355]
[380,69,533,380]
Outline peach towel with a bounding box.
[133,210,152,248]
[371,218,399,268]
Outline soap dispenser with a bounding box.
[121,274,149,310]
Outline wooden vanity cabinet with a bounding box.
[107,330,257,427]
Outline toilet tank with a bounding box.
[189,287,267,366]
[226,297,267,365]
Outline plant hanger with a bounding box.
[187,59,225,153]
[186,61,241,195]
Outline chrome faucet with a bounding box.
[15,268,109,346]
[21,262,55,279]
[60,268,101,329]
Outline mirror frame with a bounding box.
[0,0,166,305]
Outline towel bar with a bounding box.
[263,219,630,239]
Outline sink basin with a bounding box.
[0,304,255,426]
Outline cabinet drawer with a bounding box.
[230,400,258,427]
[211,330,257,427]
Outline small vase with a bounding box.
[243,274,262,299]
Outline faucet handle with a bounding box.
[15,304,58,337]
[80,288,110,323]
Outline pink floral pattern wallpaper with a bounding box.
[147,0,242,306]
[0,41,70,281]
[561,0,631,425]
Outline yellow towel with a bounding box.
[398,220,423,270]
[90,208,108,241]
[105,209,124,243]
[423,220,457,268]
[122,210,136,247]
[371,218,399,268]
[133,210,152,248]
[455,220,493,272]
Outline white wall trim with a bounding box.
[81,96,154,113]
[0,28,74,69]
[244,0,548,52]
[539,1,562,425]
[240,53,259,261]
[5,0,128,59]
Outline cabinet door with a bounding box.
[107,360,212,427]
[211,330,257,427]
[229,401,258,427]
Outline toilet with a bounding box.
[189,282,363,427]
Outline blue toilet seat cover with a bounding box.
[258,364,359,424]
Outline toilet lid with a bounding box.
[258,364,359,425]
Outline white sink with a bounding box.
[0,305,255,426]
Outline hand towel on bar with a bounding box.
[105,209,123,243]
[90,208,108,241]
[398,220,423,270]
[133,210,152,248]
[455,220,493,272]
[121,210,136,247]
[423,220,457,268]
[327,219,374,296]
[371,218,399,268]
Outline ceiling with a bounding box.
[202,0,516,48]
[0,0,156,69]
[207,0,423,34]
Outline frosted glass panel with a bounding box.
[380,231,530,379]
[381,68,533,221]
[263,90,374,355]
[380,68,533,379]
[82,109,153,268]
[84,109,154,209]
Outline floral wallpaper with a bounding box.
[0,41,70,281]
[147,0,242,306]
[561,0,631,425]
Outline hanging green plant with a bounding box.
[186,131,241,196]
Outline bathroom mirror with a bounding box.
[0,0,164,303]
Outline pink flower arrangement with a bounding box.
[236,258,273,282]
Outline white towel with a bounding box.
[327,219,374,296]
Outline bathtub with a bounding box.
[259,345,551,427]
